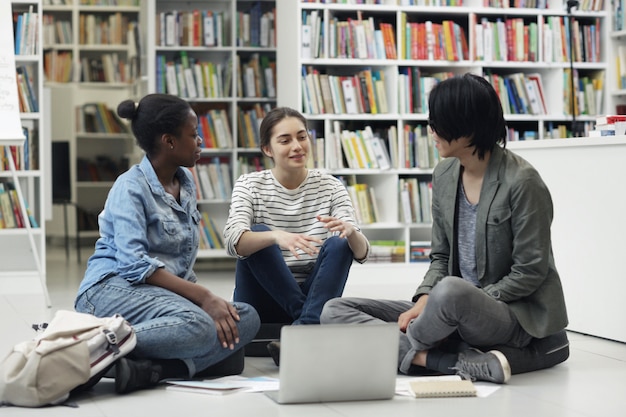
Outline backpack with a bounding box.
[0,310,137,407]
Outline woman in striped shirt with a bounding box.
[224,107,369,332]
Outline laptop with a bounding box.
[265,323,399,404]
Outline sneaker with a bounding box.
[115,358,162,394]
[267,341,281,367]
[453,348,511,384]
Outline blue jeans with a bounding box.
[233,225,354,325]
[75,275,260,377]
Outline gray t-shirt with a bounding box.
[457,184,480,287]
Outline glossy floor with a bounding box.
[1,246,624,416]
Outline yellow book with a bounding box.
[202,212,223,249]
[349,134,366,169]
[0,190,16,228]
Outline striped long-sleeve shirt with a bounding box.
[224,169,366,281]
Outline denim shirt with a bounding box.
[76,156,201,298]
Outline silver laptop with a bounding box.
[265,323,399,404]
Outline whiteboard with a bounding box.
[0,0,27,145]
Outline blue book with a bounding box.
[14,15,23,54]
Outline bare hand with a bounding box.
[199,292,241,349]
[398,295,429,332]
[274,230,322,259]
[317,215,355,239]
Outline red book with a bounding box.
[8,190,25,228]
[596,115,626,125]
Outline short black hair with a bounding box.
[428,73,507,159]
[117,93,192,157]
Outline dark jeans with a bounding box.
[233,224,354,325]
[321,276,569,375]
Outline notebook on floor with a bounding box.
[265,323,399,404]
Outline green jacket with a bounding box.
[413,145,568,338]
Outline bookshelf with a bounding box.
[608,0,626,114]
[42,0,142,253]
[2,0,48,302]
[145,0,277,259]
[276,0,609,265]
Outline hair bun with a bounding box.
[117,99,138,120]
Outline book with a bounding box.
[595,115,626,125]
[0,187,16,229]
[409,379,476,398]
[166,380,246,396]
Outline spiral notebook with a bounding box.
[409,379,477,398]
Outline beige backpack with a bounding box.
[0,310,136,407]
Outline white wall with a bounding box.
[344,138,626,343]
[509,138,626,343]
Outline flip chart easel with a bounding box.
[0,1,50,306]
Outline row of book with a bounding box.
[614,0,626,31]
[307,130,326,169]
[485,72,547,116]
[236,3,276,48]
[398,124,441,169]
[346,183,380,225]
[335,174,432,224]
[236,103,271,148]
[398,68,453,114]
[472,17,538,62]
[42,15,72,45]
[77,102,130,134]
[238,53,276,99]
[78,13,135,45]
[197,109,233,149]
[338,126,391,170]
[77,156,128,182]
[486,0,603,10]
[410,241,432,263]
[400,178,433,224]
[303,0,457,4]
[77,1,139,5]
[324,122,441,171]
[80,53,138,83]
[301,11,599,64]
[303,11,397,60]
[16,65,39,113]
[14,6,39,55]
[43,50,73,82]
[0,127,38,172]
[369,240,405,263]
[235,155,271,177]
[0,181,38,229]
[301,67,389,115]
[156,53,228,98]
[543,16,601,64]
[589,114,626,136]
[400,15,469,61]
[189,158,233,201]
[563,68,604,116]
[157,10,226,47]
[305,0,602,10]
[198,211,223,250]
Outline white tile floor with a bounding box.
[1,245,625,416]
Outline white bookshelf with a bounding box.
[1,0,48,302]
[42,0,142,252]
[276,0,609,266]
[145,0,277,259]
